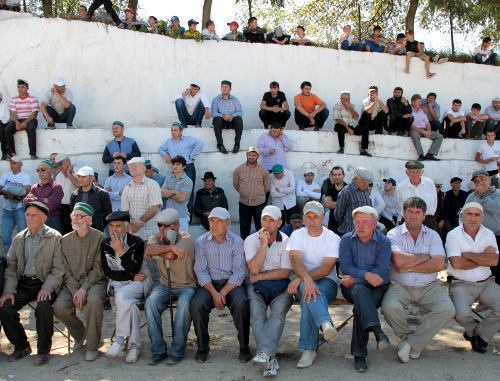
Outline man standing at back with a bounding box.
[102,121,141,176]
[257,122,293,172]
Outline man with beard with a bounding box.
[386,87,413,136]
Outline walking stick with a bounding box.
[166,259,175,340]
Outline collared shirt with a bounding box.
[334,182,371,235]
[233,162,270,206]
[120,176,162,240]
[201,28,220,41]
[9,93,39,120]
[257,131,293,170]
[176,90,211,115]
[194,186,228,217]
[55,170,76,205]
[211,94,243,118]
[104,173,132,211]
[223,31,245,41]
[473,44,494,62]
[465,189,500,236]
[388,223,445,287]
[484,105,499,121]
[270,169,296,210]
[0,171,31,211]
[40,88,73,115]
[194,230,246,287]
[477,141,500,172]
[159,135,204,165]
[162,172,193,218]
[23,226,48,277]
[382,191,400,221]
[333,101,358,126]
[396,176,437,216]
[411,107,428,129]
[0,98,10,124]
[421,99,441,122]
[446,224,498,282]
[244,230,292,271]
[370,188,385,216]
[339,229,392,285]
[23,179,64,217]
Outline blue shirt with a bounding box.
[339,229,392,285]
[211,94,243,118]
[104,173,132,211]
[159,135,204,165]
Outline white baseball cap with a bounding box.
[208,207,231,220]
[127,157,145,165]
[54,77,65,86]
[261,205,282,220]
[77,166,94,177]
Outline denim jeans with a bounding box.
[46,215,61,232]
[145,285,195,358]
[248,284,293,356]
[340,40,366,51]
[297,277,338,350]
[474,53,497,65]
[175,99,205,126]
[2,208,26,254]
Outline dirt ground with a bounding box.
[1,297,499,381]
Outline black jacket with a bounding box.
[194,186,228,218]
[70,185,112,232]
[101,233,144,282]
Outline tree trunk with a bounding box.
[128,0,139,12]
[449,12,455,56]
[357,2,362,41]
[405,0,419,32]
[247,0,253,18]
[41,0,53,17]
[202,0,213,28]
[23,0,27,12]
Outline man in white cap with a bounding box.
[53,153,78,234]
[190,207,250,363]
[233,147,270,239]
[296,164,321,212]
[174,82,211,127]
[244,205,293,377]
[70,166,112,232]
[339,206,392,372]
[287,200,340,368]
[40,77,76,129]
[445,202,500,354]
[0,90,10,160]
[334,167,373,236]
[0,156,31,254]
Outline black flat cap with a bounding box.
[405,160,424,169]
[450,177,463,183]
[106,210,130,222]
[25,201,49,215]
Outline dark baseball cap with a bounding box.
[383,178,396,186]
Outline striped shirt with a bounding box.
[387,223,445,287]
[211,94,243,118]
[121,176,163,240]
[334,182,371,235]
[233,162,270,206]
[194,230,246,287]
[159,135,204,165]
[9,94,39,120]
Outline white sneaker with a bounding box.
[253,351,270,364]
[125,347,139,364]
[263,357,279,377]
[397,341,411,363]
[410,347,421,359]
[321,321,338,342]
[106,341,125,358]
[297,350,316,368]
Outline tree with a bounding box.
[128,0,138,12]
[202,0,213,28]
[41,0,52,16]
[405,0,419,32]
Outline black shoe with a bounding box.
[313,127,320,131]
[337,148,344,154]
[46,123,56,129]
[66,123,75,129]
[239,348,252,363]
[1,153,7,160]
[360,150,372,157]
[471,335,488,353]
[354,356,367,372]
[148,353,168,365]
[425,154,440,161]
[217,144,228,154]
[417,154,426,161]
[7,345,32,362]
[166,355,182,365]
[195,350,209,363]
[232,144,240,154]
[103,300,111,310]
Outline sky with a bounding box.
[135,0,479,53]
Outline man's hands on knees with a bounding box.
[0,293,15,307]
[72,288,87,311]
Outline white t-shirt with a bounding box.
[0,171,32,211]
[477,141,500,171]
[442,107,465,120]
[286,226,340,281]
[244,231,292,271]
[296,179,321,200]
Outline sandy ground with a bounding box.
[1,293,499,381]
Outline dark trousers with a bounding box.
[59,204,73,235]
[190,281,250,353]
[379,215,396,232]
[0,121,8,155]
[341,283,388,357]
[258,110,291,128]
[212,116,243,146]
[44,105,76,125]
[281,204,299,225]
[175,99,205,127]
[386,114,413,135]
[88,0,121,25]
[423,215,437,231]
[334,123,370,149]
[429,120,441,131]
[184,163,196,220]
[239,201,266,240]
[294,108,329,129]
[5,119,38,156]
[484,119,500,139]
[0,280,55,354]
[442,117,463,138]
[358,111,386,135]
[466,117,485,139]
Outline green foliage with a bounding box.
[26,0,129,18]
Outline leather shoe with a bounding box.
[7,346,32,362]
[195,350,209,363]
[217,144,228,154]
[239,348,252,363]
[354,356,367,372]
[148,353,168,365]
[417,154,426,161]
[33,353,49,365]
[425,153,440,161]
[471,335,488,353]
[232,144,240,154]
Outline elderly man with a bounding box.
[396,161,438,230]
[287,201,340,368]
[211,80,244,154]
[102,121,142,176]
[410,94,443,161]
[334,167,373,236]
[53,154,78,234]
[294,81,329,131]
[321,166,348,234]
[190,207,250,363]
[159,121,203,218]
[193,171,228,231]
[53,202,106,362]
[270,164,297,224]
[102,211,151,364]
[40,77,76,129]
[258,82,291,129]
[0,156,31,254]
[0,201,64,365]
[333,90,360,154]
[233,147,270,239]
[24,159,64,231]
[5,79,39,160]
[466,170,500,284]
[174,83,211,127]
[445,202,500,353]
[339,206,392,372]
[358,85,388,143]
[145,208,196,366]
[257,122,293,171]
[70,166,112,232]
[382,197,455,363]
[245,205,293,377]
[104,156,132,212]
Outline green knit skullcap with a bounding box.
[171,121,185,129]
[73,202,95,216]
[152,167,160,174]
[112,121,124,128]
[40,159,55,169]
